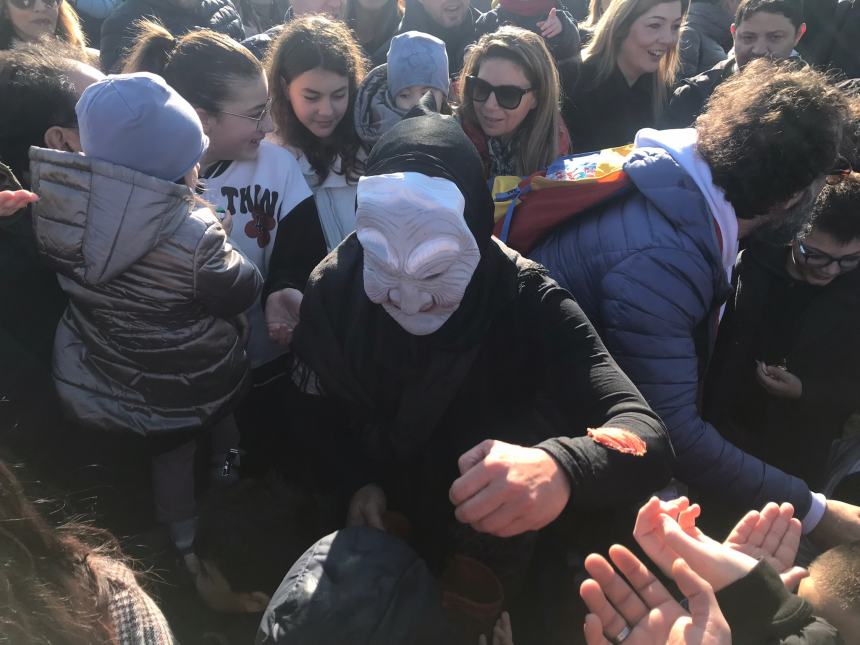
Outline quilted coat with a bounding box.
[530,144,814,517]
[100,0,245,71]
[29,147,262,436]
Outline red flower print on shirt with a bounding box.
[244,205,276,248]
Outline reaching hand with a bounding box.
[634,497,762,592]
[755,361,802,399]
[724,502,807,588]
[536,7,562,39]
[265,287,303,346]
[580,545,730,645]
[0,189,38,218]
[449,440,571,538]
[809,498,860,551]
[478,611,514,645]
[346,483,387,531]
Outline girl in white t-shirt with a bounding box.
[124,20,327,369]
[124,21,328,482]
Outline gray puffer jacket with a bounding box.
[29,147,262,436]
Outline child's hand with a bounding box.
[0,189,39,218]
[537,8,562,40]
[478,611,514,645]
[265,287,302,346]
[216,208,234,236]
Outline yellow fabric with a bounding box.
[490,144,634,223]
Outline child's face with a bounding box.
[798,575,860,641]
[202,73,273,164]
[284,67,350,140]
[394,86,445,112]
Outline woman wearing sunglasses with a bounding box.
[564,0,687,153]
[0,0,89,53]
[124,22,327,420]
[458,26,569,180]
[704,174,860,518]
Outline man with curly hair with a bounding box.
[531,58,860,550]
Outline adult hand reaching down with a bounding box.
[265,287,303,346]
[449,440,571,538]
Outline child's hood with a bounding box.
[29,147,194,285]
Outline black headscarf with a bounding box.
[292,108,520,459]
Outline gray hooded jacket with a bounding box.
[29,147,262,436]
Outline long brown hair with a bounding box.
[0,0,87,51]
[266,15,367,183]
[459,27,561,176]
[583,0,688,117]
[122,20,262,113]
[0,459,122,643]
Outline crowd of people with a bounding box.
[1,0,860,643]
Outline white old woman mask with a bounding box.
[356,172,481,336]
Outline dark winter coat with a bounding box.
[100,0,245,72]
[0,163,66,405]
[474,5,581,62]
[29,147,262,436]
[563,59,655,152]
[809,0,860,80]
[678,1,732,78]
[660,56,735,129]
[257,528,465,645]
[370,1,482,74]
[717,560,843,645]
[529,140,815,518]
[240,6,291,61]
[704,243,860,492]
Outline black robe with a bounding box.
[290,108,673,568]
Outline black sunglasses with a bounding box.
[465,75,533,111]
[7,0,62,9]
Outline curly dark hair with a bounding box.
[266,15,367,184]
[802,175,860,244]
[696,59,856,220]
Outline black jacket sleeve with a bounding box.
[528,276,674,507]
[547,9,581,62]
[262,196,327,304]
[716,560,843,645]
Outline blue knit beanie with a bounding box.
[386,31,450,100]
[76,72,208,182]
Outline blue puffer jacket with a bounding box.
[530,145,814,517]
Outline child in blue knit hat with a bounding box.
[354,31,451,150]
[29,72,263,571]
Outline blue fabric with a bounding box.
[76,73,208,182]
[386,31,450,99]
[529,147,813,516]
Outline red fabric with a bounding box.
[498,0,555,17]
[492,170,632,254]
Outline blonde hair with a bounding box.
[583,0,612,28]
[459,26,561,176]
[583,0,687,116]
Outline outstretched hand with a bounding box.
[634,497,761,592]
[0,189,38,218]
[580,545,730,645]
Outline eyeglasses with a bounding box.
[464,75,533,111]
[795,241,860,271]
[7,0,62,9]
[825,154,853,185]
[220,97,272,131]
